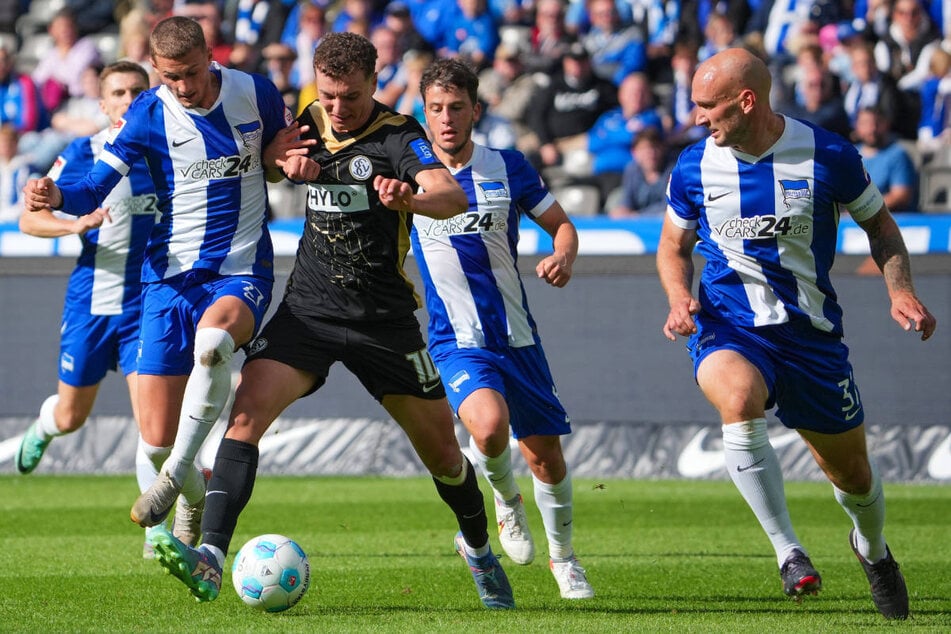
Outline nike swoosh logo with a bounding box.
[707,191,730,202]
[737,458,765,472]
[172,137,196,147]
[422,380,442,393]
[927,430,951,479]
[844,406,862,421]
[856,492,881,508]
[561,520,572,527]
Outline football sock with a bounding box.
[722,419,803,567]
[166,327,234,486]
[202,438,259,557]
[138,439,171,492]
[178,463,207,506]
[467,435,520,502]
[134,437,163,493]
[35,394,62,439]
[433,457,490,553]
[533,473,574,561]
[834,459,887,563]
[200,544,226,570]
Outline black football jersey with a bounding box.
[282,101,445,321]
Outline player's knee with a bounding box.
[194,327,235,368]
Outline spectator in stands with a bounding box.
[30,8,102,113]
[331,0,383,35]
[746,0,817,60]
[917,47,951,161]
[875,0,939,87]
[371,25,408,108]
[261,42,299,112]
[382,1,433,56]
[118,8,160,86]
[780,64,852,139]
[587,71,664,204]
[477,42,539,154]
[283,0,328,103]
[174,0,234,69]
[525,40,617,171]
[698,11,742,61]
[843,41,914,139]
[608,127,672,218]
[580,0,647,85]
[49,62,109,139]
[523,0,573,75]
[663,38,707,150]
[437,0,500,71]
[396,48,435,124]
[0,45,49,134]
[65,0,119,37]
[141,0,175,29]
[0,123,33,223]
[677,0,750,53]
[855,106,919,213]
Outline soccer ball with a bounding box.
[231,534,311,612]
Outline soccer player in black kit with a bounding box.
[150,32,516,610]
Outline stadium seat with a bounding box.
[15,33,53,75]
[89,32,119,65]
[918,165,951,213]
[552,184,602,217]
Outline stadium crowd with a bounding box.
[2,0,951,221]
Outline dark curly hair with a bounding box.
[312,32,377,80]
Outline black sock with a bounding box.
[201,438,259,556]
[432,457,489,549]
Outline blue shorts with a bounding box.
[137,270,272,376]
[688,316,864,433]
[430,344,571,439]
[58,306,140,387]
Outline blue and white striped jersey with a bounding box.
[50,128,157,315]
[411,144,555,350]
[57,64,291,283]
[666,115,885,336]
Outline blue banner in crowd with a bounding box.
[2,214,950,257]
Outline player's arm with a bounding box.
[533,201,578,288]
[264,121,318,183]
[856,204,936,340]
[657,211,701,341]
[18,207,109,238]
[374,167,467,219]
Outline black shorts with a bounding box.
[246,302,446,401]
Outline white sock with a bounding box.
[834,459,887,563]
[177,463,207,506]
[534,473,574,561]
[722,419,803,567]
[166,327,234,485]
[468,435,520,502]
[138,438,171,493]
[35,394,63,439]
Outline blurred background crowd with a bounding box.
[1,0,950,222]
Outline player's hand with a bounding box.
[373,176,414,212]
[890,292,937,341]
[536,253,572,287]
[74,207,111,234]
[278,154,321,182]
[264,121,317,169]
[663,296,701,341]
[23,177,63,212]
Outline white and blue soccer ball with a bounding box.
[231,534,311,612]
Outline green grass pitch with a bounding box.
[1,475,949,633]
